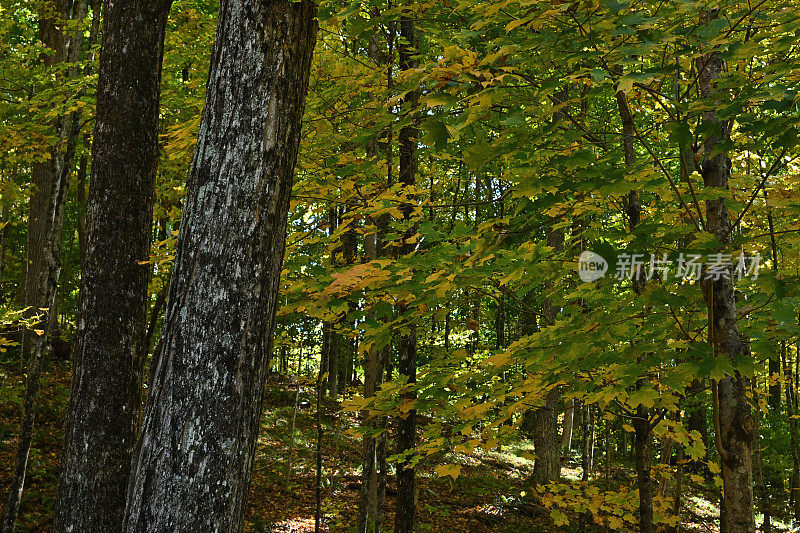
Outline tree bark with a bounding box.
[54,1,172,530]
[526,226,563,484]
[786,347,800,522]
[561,399,574,451]
[358,127,389,532]
[0,201,8,287]
[3,2,73,530]
[529,388,560,484]
[633,404,654,533]
[698,10,755,532]
[616,84,655,533]
[122,1,317,530]
[394,13,419,533]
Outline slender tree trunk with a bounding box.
[686,378,708,468]
[604,415,611,490]
[329,326,340,400]
[786,347,800,522]
[321,321,331,392]
[634,404,654,533]
[0,202,8,286]
[588,405,596,471]
[123,2,317,529]
[376,25,395,528]
[394,14,419,533]
[616,84,655,533]
[3,3,73,530]
[444,310,451,351]
[765,196,781,412]
[698,10,755,532]
[667,441,684,533]
[562,399,574,451]
[54,2,172,530]
[495,296,505,350]
[315,364,324,533]
[75,147,88,264]
[326,207,340,400]
[752,385,770,533]
[358,128,388,531]
[578,403,591,533]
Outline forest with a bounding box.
[1,0,799,531]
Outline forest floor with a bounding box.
[0,359,791,532]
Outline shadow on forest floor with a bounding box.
[0,363,791,532]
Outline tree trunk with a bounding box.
[634,404,654,533]
[315,366,324,533]
[122,1,317,530]
[578,403,591,532]
[326,207,340,399]
[617,84,655,533]
[3,3,72,530]
[54,1,172,530]
[529,388,560,484]
[394,14,419,533]
[328,327,340,400]
[562,399,574,451]
[698,10,755,532]
[752,385,770,533]
[786,347,800,522]
[75,146,88,264]
[686,378,708,467]
[0,201,8,286]
[527,226,563,483]
[358,124,389,531]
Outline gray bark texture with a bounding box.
[698,10,755,533]
[122,1,317,530]
[54,1,172,531]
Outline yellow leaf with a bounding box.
[399,398,416,414]
[505,18,528,33]
[435,464,462,479]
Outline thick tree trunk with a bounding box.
[529,388,560,484]
[698,11,755,532]
[54,1,172,530]
[394,14,419,533]
[526,227,563,483]
[122,1,317,530]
